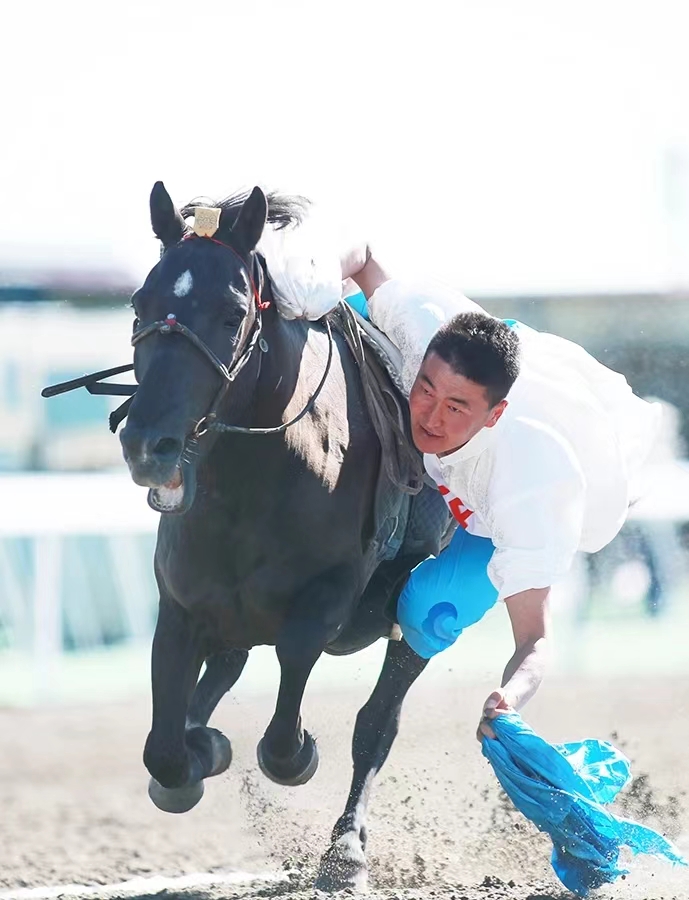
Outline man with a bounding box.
[262,224,660,739]
[336,244,661,740]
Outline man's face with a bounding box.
[409,352,507,456]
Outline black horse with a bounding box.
[118,182,447,889]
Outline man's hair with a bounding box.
[426,312,520,406]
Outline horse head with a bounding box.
[120,181,269,514]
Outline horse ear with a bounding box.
[150,181,186,248]
[231,186,267,253]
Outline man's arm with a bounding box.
[478,586,551,740]
[473,424,586,741]
[340,243,390,300]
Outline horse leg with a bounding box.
[316,638,428,890]
[258,567,356,786]
[325,552,431,656]
[187,649,249,726]
[177,648,250,804]
[144,596,232,814]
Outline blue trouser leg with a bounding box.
[397,527,498,659]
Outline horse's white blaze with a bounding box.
[173,270,193,297]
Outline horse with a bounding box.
[118,181,448,889]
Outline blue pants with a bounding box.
[397,528,498,658]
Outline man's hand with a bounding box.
[339,243,390,299]
[476,688,512,741]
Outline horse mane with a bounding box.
[180,190,311,232]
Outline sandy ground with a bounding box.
[0,667,687,900]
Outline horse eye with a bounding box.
[132,317,140,331]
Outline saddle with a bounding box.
[324,303,455,654]
[327,302,426,579]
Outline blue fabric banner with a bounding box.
[482,712,687,896]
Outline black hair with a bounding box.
[426,312,520,406]
[180,190,310,231]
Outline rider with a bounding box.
[263,231,661,740]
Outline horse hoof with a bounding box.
[256,730,319,786]
[206,729,232,776]
[186,726,232,777]
[148,776,205,813]
[315,831,368,891]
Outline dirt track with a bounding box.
[0,671,687,900]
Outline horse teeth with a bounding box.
[154,483,185,511]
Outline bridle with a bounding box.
[131,236,268,438]
[42,233,334,439]
[131,234,334,438]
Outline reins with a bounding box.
[209,317,333,436]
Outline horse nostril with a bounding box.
[153,437,182,460]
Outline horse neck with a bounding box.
[251,311,312,425]
[197,312,312,495]
[200,310,310,449]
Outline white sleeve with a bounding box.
[258,218,343,321]
[367,278,488,394]
[484,422,587,602]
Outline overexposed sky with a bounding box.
[3,0,689,294]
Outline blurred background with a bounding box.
[2,0,689,706]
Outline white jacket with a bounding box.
[368,279,662,601]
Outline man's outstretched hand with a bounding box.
[477,688,512,741]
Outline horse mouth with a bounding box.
[148,467,184,513]
[148,461,197,515]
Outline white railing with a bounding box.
[0,471,158,702]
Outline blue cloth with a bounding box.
[482,712,687,896]
[345,289,370,320]
[398,527,498,658]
